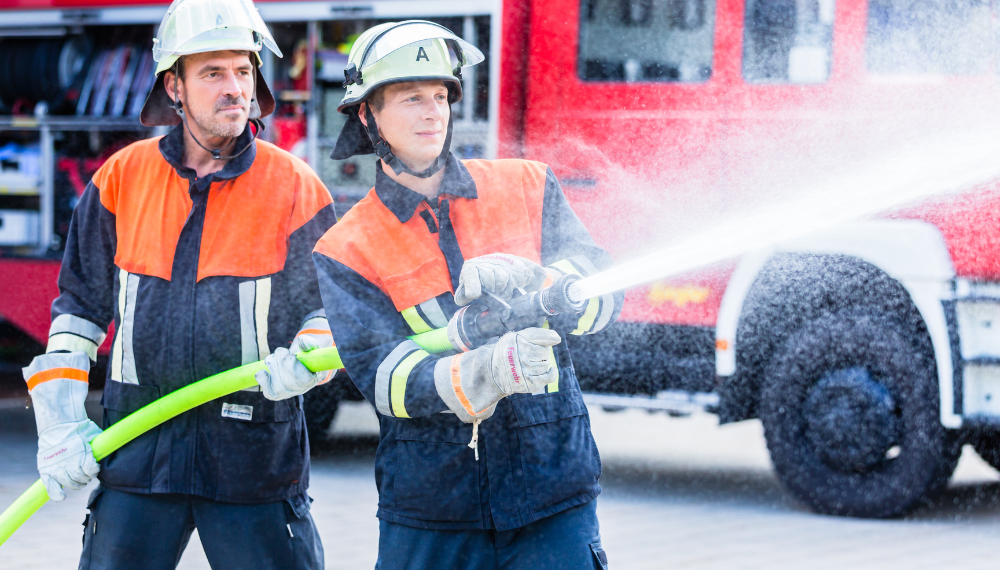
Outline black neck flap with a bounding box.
[364,103,452,179]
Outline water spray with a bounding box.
[569,126,1000,301]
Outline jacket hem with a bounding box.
[375,487,600,532]
[97,480,309,505]
[504,487,600,532]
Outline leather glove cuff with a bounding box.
[433,353,500,423]
[23,352,91,433]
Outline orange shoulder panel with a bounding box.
[93,137,192,280]
[313,159,550,312]
[197,140,332,281]
[454,159,547,261]
[93,137,165,216]
[313,190,393,297]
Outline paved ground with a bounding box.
[2,396,1000,569]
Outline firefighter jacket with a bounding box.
[312,154,623,531]
[48,125,337,503]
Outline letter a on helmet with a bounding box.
[139,0,283,128]
[331,21,485,178]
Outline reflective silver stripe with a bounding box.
[418,297,449,329]
[239,281,258,365]
[47,314,107,360]
[239,277,273,364]
[238,278,271,392]
[110,269,139,385]
[566,255,599,276]
[374,340,421,417]
[47,334,102,360]
[592,293,616,333]
[255,278,272,361]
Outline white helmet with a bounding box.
[140,0,282,128]
[331,20,485,178]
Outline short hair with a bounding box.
[173,50,253,81]
[368,85,386,112]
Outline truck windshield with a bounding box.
[866,0,991,75]
[578,0,716,82]
[743,0,836,83]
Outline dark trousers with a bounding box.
[375,500,608,570]
[79,487,324,570]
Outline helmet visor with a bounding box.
[360,21,485,70]
[153,0,281,62]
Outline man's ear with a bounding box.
[163,71,179,103]
[358,102,368,127]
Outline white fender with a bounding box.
[715,219,961,428]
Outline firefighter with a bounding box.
[310,21,622,569]
[21,0,337,567]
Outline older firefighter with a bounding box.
[310,21,622,569]
[21,0,337,567]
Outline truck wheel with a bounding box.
[303,381,340,444]
[969,431,1000,472]
[760,312,959,518]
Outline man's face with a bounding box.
[364,81,450,169]
[166,51,255,139]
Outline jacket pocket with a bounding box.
[99,382,161,490]
[590,542,609,570]
[198,393,306,500]
[510,390,601,514]
[386,416,481,523]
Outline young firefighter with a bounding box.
[309,21,622,569]
[21,0,338,567]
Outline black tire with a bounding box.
[970,431,1000,472]
[760,312,960,518]
[303,380,340,444]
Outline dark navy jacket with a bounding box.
[49,125,337,503]
[312,155,622,530]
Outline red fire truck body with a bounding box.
[2,0,1000,518]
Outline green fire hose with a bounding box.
[0,327,451,548]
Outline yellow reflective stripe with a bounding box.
[401,306,432,334]
[549,259,581,277]
[546,345,560,393]
[571,296,600,335]
[391,349,430,418]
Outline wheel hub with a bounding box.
[804,367,899,472]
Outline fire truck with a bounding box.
[2,0,999,518]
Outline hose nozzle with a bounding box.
[455,274,587,349]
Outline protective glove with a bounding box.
[434,327,562,423]
[453,254,548,306]
[23,351,102,502]
[256,312,336,401]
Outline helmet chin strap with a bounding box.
[364,103,452,179]
[171,65,262,161]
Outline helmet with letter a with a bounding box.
[331,20,485,169]
[139,0,283,127]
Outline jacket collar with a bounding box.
[374,153,478,223]
[158,123,257,186]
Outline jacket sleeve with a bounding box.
[539,167,624,335]
[48,180,116,360]
[313,252,446,419]
[276,174,339,337]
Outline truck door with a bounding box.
[523,0,735,263]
